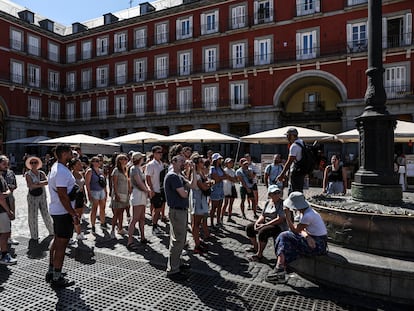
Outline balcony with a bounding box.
[385,85,413,100]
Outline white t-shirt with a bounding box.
[223,167,235,195]
[289,138,304,162]
[145,159,164,193]
[248,162,260,184]
[48,162,76,215]
[299,207,327,236]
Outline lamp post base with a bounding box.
[351,182,402,204]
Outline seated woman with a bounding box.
[245,185,288,262]
[266,192,328,284]
[322,154,347,195]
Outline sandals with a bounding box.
[141,238,150,244]
[126,243,138,251]
[248,255,263,262]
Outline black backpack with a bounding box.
[159,165,169,194]
[294,142,318,175]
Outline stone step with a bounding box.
[288,243,414,305]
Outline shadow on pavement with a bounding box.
[26,235,53,259]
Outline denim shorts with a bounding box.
[91,189,106,200]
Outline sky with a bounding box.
[10,0,146,25]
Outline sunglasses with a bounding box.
[91,160,99,163]
[270,191,281,195]
[30,161,38,165]
[155,151,163,154]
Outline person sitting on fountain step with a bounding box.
[266,192,328,284]
[322,154,347,195]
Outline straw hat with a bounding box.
[132,152,145,162]
[25,156,43,170]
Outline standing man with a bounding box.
[47,144,79,287]
[264,154,284,191]
[164,153,196,281]
[277,128,305,193]
[236,158,257,219]
[244,154,260,210]
[0,155,16,265]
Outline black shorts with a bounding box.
[225,186,238,199]
[240,187,254,200]
[52,214,74,239]
[151,192,165,209]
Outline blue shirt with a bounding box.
[164,171,188,209]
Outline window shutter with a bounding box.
[382,17,387,48]
[296,33,301,60]
[189,16,193,37]
[312,30,317,57]
[176,19,181,39]
[346,24,352,51]
[201,13,205,35]
[296,0,301,16]
[254,40,259,64]
[254,1,258,24]
[269,0,274,22]
[405,13,412,45]
[214,11,219,31]
[315,0,320,13]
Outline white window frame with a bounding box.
[81,99,91,121]
[67,44,76,63]
[28,64,40,88]
[115,62,127,85]
[96,36,108,56]
[203,85,218,111]
[156,22,168,44]
[230,81,247,109]
[177,87,192,113]
[382,13,412,48]
[48,41,59,62]
[296,0,320,17]
[254,0,274,25]
[155,55,168,79]
[178,51,192,76]
[81,68,92,90]
[97,97,108,120]
[49,100,60,121]
[134,58,147,82]
[115,95,127,118]
[254,37,272,65]
[114,32,127,52]
[134,27,147,49]
[231,4,247,30]
[296,29,318,60]
[66,71,76,92]
[204,47,218,72]
[82,40,92,60]
[28,97,41,120]
[384,63,410,99]
[10,28,23,51]
[347,21,368,52]
[231,42,246,69]
[201,11,219,35]
[48,70,59,91]
[134,93,146,116]
[347,0,367,6]
[176,16,193,40]
[154,91,168,115]
[27,34,40,56]
[66,101,75,121]
[10,60,23,84]
[96,66,109,87]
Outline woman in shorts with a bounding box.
[221,158,238,223]
[69,158,87,241]
[209,153,227,228]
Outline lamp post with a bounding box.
[351,0,402,203]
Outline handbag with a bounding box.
[93,169,107,188]
[29,187,43,196]
[68,184,80,201]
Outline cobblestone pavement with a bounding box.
[0,175,408,311]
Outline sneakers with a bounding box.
[167,272,188,282]
[118,229,128,235]
[91,225,96,233]
[7,238,19,245]
[0,253,17,266]
[50,276,75,288]
[68,238,77,245]
[77,233,87,241]
[110,230,116,239]
[45,271,67,283]
[265,268,286,284]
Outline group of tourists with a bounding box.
[0,127,337,287]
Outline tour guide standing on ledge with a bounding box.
[164,153,197,281]
[47,144,80,287]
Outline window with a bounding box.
[156,22,168,44]
[347,0,367,5]
[177,88,192,113]
[304,92,322,112]
[48,70,59,91]
[10,60,23,84]
[66,102,75,121]
[96,66,108,87]
[10,28,23,51]
[178,51,191,76]
[97,97,108,119]
[82,41,92,60]
[296,29,318,60]
[201,11,218,35]
[296,0,320,17]
[81,68,92,90]
[28,97,41,119]
[134,58,147,82]
[115,95,127,118]
[384,65,409,99]
[81,100,91,120]
[155,55,168,79]
[134,93,146,116]
[49,100,60,121]
[347,22,367,52]
[231,5,246,30]
[66,72,76,92]
[96,37,108,56]
[176,16,193,40]
[254,38,272,65]
[254,0,273,24]
[48,42,59,62]
[67,44,76,63]
[154,91,167,115]
[383,13,412,48]
[115,62,127,85]
[203,85,218,111]
[230,81,247,109]
[135,27,147,49]
[204,47,218,72]
[27,34,40,56]
[28,64,40,87]
[231,42,246,68]
[114,32,127,52]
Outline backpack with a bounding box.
[294,142,318,175]
[159,165,169,194]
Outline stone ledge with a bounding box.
[288,244,414,305]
